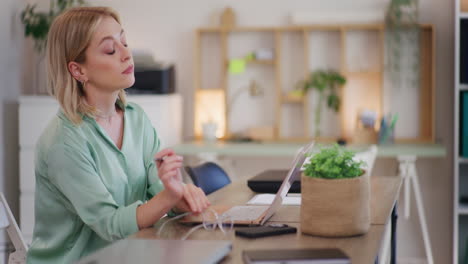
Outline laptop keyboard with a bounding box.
[221,205,269,221]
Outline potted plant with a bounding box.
[385,0,420,90]
[295,70,346,138]
[300,144,370,237]
[20,0,85,93]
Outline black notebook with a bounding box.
[247,170,300,193]
[242,248,350,264]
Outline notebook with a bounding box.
[182,141,314,226]
[76,239,232,264]
[242,248,350,264]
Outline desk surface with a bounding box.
[133,176,402,264]
[172,141,446,158]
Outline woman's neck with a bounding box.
[85,86,121,118]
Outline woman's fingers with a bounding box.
[159,161,183,176]
[183,185,211,213]
[154,148,174,160]
[159,169,178,183]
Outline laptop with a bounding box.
[182,141,314,226]
[77,239,232,264]
[247,169,298,193]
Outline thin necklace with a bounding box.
[95,108,118,120]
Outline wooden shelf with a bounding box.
[459,204,468,215]
[281,95,304,103]
[249,59,275,65]
[460,84,468,91]
[344,71,382,76]
[194,23,435,142]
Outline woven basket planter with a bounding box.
[300,172,370,237]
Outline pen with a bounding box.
[155,157,165,163]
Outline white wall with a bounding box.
[18,0,454,263]
[0,0,25,261]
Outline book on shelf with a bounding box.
[242,248,350,264]
[461,92,468,157]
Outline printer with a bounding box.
[127,50,175,94]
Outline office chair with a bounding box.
[184,162,231,195]
[0,193,27,264]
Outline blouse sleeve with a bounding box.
[47,144,142,242]
[141,112,164,200]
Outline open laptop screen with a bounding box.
[260,141,314,225]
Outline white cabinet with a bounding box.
[18,94,182,243]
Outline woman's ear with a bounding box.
[68,61,87,82]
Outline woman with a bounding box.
[27,6,210,263]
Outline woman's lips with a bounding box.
[122,65,134,74]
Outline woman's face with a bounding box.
[80,16,134,92]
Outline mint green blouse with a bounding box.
[27,102,164,264]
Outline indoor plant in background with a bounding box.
[300,144,370,237]
[295,70,346,138]
[385,0,420,90]
[20,0,85,94]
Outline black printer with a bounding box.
[127,64,175,94]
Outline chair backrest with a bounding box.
[0,193,27,264]
[184,162,231,195]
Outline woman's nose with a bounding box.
[121,45,131,62]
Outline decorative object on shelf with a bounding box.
[378,113,398,144]
[353,110,378,144]
[20,0,86,94]
[296,70,346,138]
[227,79,263,117]
[228,50,273,75]
[220,7,236,28]
[385,0,420,90]
[202,121,219,143]
[300,145,370,237]
[247,125,275,141]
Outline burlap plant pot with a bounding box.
[300,172,370,237]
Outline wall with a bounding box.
[0,0,25,261]
[19,0,453,262]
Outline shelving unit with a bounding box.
[194,24,435,143]
[456,1,468,262]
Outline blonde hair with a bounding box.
[46,6,127,125]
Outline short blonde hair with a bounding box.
[46,6,127,124]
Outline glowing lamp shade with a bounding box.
[194,89,226,138]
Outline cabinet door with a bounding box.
[19,97,59,148]
[19,150,35,193]
[20,193,35,240]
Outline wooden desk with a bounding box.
[173,141,444,264]
[133,176,402,264]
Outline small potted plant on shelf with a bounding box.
[20,0,85,94]
[300,144,370,237]
[294,70,346,138]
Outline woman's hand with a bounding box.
[174,184,211,214]
[155,149,184,200]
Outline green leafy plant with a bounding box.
[385,0,420,89]
[303,144,364,179]
[296,70,346,137]
[21,0,86,53]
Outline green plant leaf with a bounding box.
[303,144,365,179]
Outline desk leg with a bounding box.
[391,204,398,264]
[398,155,434,264]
